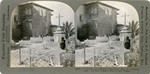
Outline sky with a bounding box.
[30,1,141,26]
[1,0,149,26]
[100,1,140,25]
[31,1,75,26]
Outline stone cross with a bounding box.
[122,13,129,26]
[56,14,63,27]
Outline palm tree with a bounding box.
[129,21,139,38]
[61,22,75,67]
[62,21,75,39]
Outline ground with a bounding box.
[75,36,138,67]
[11,36,76,67]
[11,40,65,67]
[75,41,129,67]
[11,36,139,67]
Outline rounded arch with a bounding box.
[75,1,139,41]
[10,1,75,42]
[100,1,139,25]
[75,1,139,25]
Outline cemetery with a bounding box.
[11,2,76,67]
[75,35,139,67]
[11,36,62,67]
[75,1,139,67]
[11,35,75,67]
[11,1,139,67]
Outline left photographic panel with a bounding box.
[10,1,75,67]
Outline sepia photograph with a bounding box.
[75,1,139,67]
[10,1,140,68]
[0,0,150,74]
[10,1,75,67]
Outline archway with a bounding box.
[10,1,75,67]
[10,1,75,42]
[75,1,139,67]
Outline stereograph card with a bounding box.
[0,0,150,74]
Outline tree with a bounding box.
[61,22,75,67]
[128,21,139,38]
[77,24,89,41]
[114,25,119,36]
[62,21,75,39]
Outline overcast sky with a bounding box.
[1,0,149,25]
[32,1,141,26]
[100,1,139,25]
[31,1,75,26]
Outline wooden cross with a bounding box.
[56,14,63,27]
[122,13,129,26]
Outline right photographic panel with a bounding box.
[75,1,139,67]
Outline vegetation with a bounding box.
[114,25,119,36]
[77,24,89,41]
[62,21,75,39]
[77,23,98,41]
[128,21,139,38]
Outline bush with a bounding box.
[109,36,119,41]
[96,36,109,43]
[85,40,97,45]
[43,36,54,42]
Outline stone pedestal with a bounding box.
[119,26,131,42]
[54,27,65,43]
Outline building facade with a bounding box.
[77,2,119,41]
[12,3,53,42]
